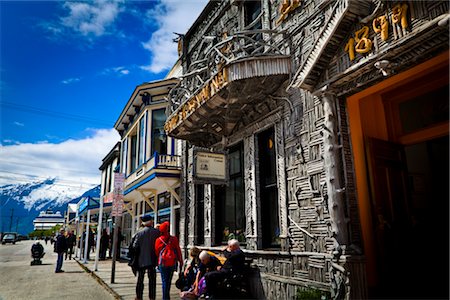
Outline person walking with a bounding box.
[99,229,109,260]
[54,228,67,273]
[65,230,76,260]
[155,221,183,300]
[132,215,160,300]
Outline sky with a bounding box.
[0,0,208,188]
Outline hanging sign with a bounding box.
[112,173,125,217]
[193,148,227,184]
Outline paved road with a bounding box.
[0,240,115,300]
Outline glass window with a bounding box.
[138,115,146,165]
[151,109,167,155]
[158,192,170,209]
[244,0,262,30]
[215,143,245,245]
[258,128,280,248]
[106,165,112,193]
[130,135,138,172]
[144,201,151,213]
[122,138,128,175]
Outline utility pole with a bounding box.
[9,208,14,232]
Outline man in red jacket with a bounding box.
[155,221,183,300]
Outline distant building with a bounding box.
[33,210,65,230]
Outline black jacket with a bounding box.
[55,234,67,253]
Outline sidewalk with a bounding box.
[74,256,180,300]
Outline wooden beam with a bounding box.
[161,179,181,204]
[138,190,155,210]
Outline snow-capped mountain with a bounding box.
[0,178,100,235]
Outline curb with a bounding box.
[74,258,121,300]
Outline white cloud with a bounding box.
[61,77,81,84]
[140,0,208,73]
[101,66,131,76]
[60,0,123,38]
[0,128,120,187]
[14,121,25,127]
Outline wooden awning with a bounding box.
[165,56,291,146]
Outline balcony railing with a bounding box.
[125,153,181,186]
[167,29,291,115]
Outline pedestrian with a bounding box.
[54,228,67,273]
[155,221,183,300]
[65,230,76,260]
[99,228,109,260]
[132,215,160,300]
[86,228,95,260]
[45,236,48,245]
[115,227,124,260]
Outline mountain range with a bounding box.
[0,178,100,235]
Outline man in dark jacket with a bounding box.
[132,215,160,300]
[65,230,76,260]
[55,228,67,273]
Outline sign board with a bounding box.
[193,148,227,184]
[112,173,125,217]
[78,197,88,214]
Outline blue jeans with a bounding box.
[56,252,64,272]
[159,265,175,300]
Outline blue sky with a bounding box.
[0,0,207,187]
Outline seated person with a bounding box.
[184,246,201,287]
[204,239,245,296]
[193,250,222,296]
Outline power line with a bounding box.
[0,101,113,126]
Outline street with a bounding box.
[0,240,114,300]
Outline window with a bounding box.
[258,128,280,248]
[122,138,128,175]
[130,134,138,172]
[144,200,151,213]
[244,0,262,30]
[151,109,167,155]
[158,192,171,209]
[138,115,146,165]
[106,165,112,193]
[215,143,245,245]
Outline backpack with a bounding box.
[158,237,177,267]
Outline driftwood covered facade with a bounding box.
[165,1,449,299]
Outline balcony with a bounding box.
[165,30,291,146]
[124,153,181,191]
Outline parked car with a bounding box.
[2,233,17,244]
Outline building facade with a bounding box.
[165,1,449,299]
[114,78,182,245]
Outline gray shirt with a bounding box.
[132,226,160,268]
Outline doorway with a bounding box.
[347,52,449,298]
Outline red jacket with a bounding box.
[155,234,183,266]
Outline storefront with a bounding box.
[166,0,449,299]
[114,79,182,243]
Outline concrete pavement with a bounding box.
[0,240,115,300]
[74,252,181,299]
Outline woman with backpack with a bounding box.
[155,221,183,300]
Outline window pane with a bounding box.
[138,116,146,165]
[122,139,128,175]
[130,135,137,172]
[229,150,241,175]
[151,109,167,155]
